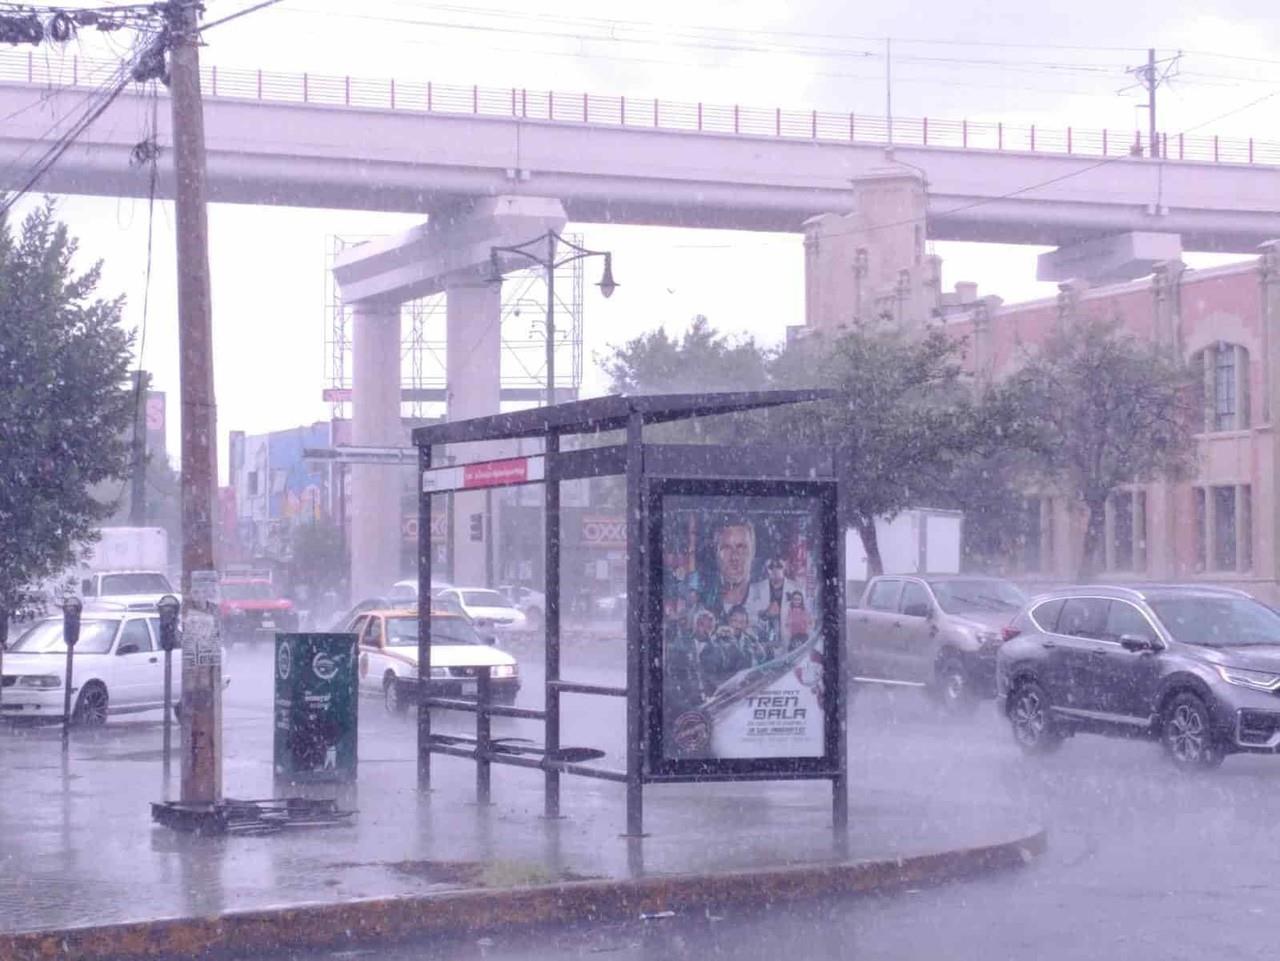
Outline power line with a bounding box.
[199,0,285,33]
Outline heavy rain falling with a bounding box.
[1,2,1279,960]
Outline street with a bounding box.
[286,655,1280,961]
[6,635,1280,960]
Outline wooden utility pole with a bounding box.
[168,0,222,805]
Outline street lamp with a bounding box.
[488,231,617,407]
[60,594,82,751]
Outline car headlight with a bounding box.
[17,674,61,689]
[1214,664,1280,692]
[975,630,1002,648]
[491,665,517,678]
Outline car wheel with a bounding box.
[1007,679,1061,755]
[383,673,409,715]
[1161,693,1223,770]
[494,690,518,708]
[72,683,109,728]
[933,655,978,716]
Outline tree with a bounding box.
[0,202,135,646]
[768,322,985,575]
[1007,316,1196,578]
[602,315,771,395]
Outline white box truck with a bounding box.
[845,508,963,585]
[78,527,174,606]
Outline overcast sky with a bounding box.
[8,0,1278,476]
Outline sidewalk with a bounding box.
[0,644,1045,958]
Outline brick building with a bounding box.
[944,242,1280,599]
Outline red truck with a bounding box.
[219,571,297,644]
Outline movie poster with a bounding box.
[658,493,827,762]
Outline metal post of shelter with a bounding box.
[624,411,645,837]
[543,429,563,818]
[417,441,433,792]
[832,448,851,834]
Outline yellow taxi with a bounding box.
[342,608,520,714]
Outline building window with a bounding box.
[1195,484,1252,573]
[1106,489,1147,572]
[1193,343,1250,432]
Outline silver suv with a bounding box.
[848,574,1026,712]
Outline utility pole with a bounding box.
[167,0,222,806]
[1126,47,1180,159]
[1145,48,1158,158]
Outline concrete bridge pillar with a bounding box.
[334,195,567,601]
[350,301,404,601]
[445,281,503,587]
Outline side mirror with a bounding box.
[1120,634,1158,653]
[902,602,932,619]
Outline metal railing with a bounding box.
[2,48,1276,167]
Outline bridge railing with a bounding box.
[2,48,1277,168]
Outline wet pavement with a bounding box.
[293,680,1280,961]
[0,636,1038,936]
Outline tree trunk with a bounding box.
[855,517,884,577]
[1079,498,1107,580]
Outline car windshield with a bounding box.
[1149,596,1280,648]
[100,572,171,595]
[221,582,273,600]
[385,616,484,646]
[9,618,119,654]
[461,590,508,608]
[928,579,1026,615]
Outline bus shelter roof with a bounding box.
[411,389,833,448]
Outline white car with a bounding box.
[434,588,529,633]
[498,585,546,632]
[1,610,183,725]
[387,578,453,605]
[343,608,520,713]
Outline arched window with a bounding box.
[1191,343,1250,432]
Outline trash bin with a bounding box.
[274,633,358,784]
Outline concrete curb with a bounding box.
[2,828,1046,961]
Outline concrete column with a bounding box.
[446,281,503,588]
[350,301,403,601]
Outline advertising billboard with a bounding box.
[647,480,839,777]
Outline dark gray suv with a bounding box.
[996,585,1280,769]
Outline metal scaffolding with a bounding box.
[324,234,585,421]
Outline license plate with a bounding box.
[261,620,275,629]
[460,681,477,696]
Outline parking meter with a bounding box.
[156,594,180,790]
[61,595,82,749]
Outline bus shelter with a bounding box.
[412,390,848,836]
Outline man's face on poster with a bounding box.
[694,612,715,640]
[728,608,748,633]
[715,522,754,588]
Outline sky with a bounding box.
[6,0,1279,477]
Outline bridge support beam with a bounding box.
[350,301,404,601]
[336,196,567,600]
[446,281,504,588]
[1036,231,1183,285]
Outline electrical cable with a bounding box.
[198,0,284,33]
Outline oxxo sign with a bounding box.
[581,515,625,549]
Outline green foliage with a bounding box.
[768,323,988,574]
[1007,316,1196,577]
[0,202,135,621]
